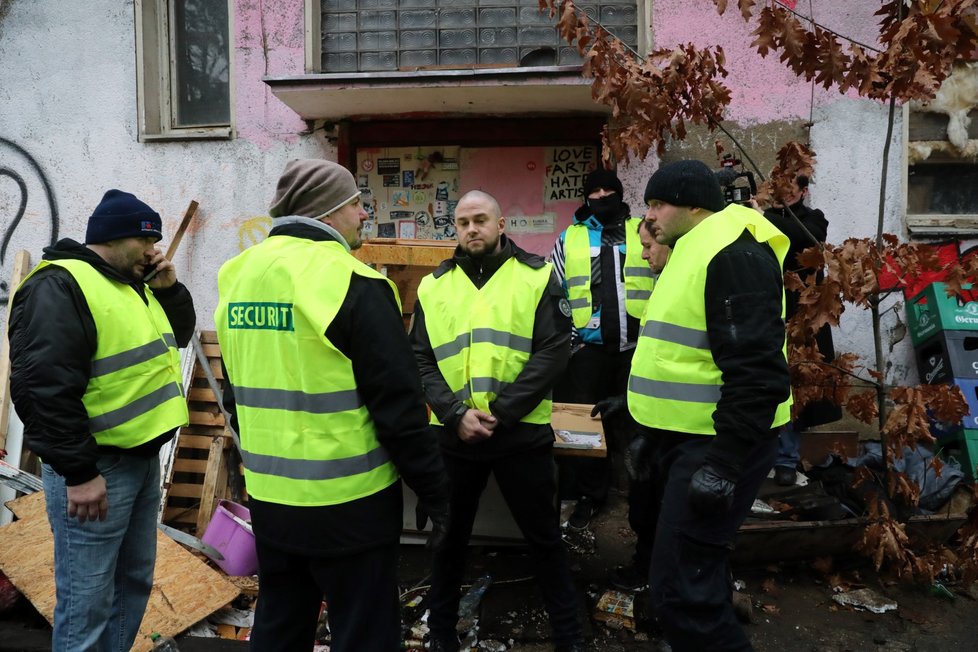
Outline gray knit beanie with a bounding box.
[643,160,726,213]
[268,159,361,218]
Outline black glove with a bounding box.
[416,501,450,551]
[688,463,736,516]
[624,435,653,482]
[590,395,626,420]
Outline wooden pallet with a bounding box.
[162,331,238,535]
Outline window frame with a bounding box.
[135,0,236,142]
[903,95,978,237]
[305,0,649,75]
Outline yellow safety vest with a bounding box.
[215,235,399,507]
[19,260,188,447]
[562,217,653,328]
[627,204,793,434]
[417,257,553,425]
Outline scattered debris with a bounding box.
[592,589,636,632]
[832,587,898,613]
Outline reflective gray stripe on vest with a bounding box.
[432,328,533,361]
[625,266,654,278]
[241,445,391,481]
[235,386,363,414]
[568,298,590,310]
[626,289,652,302]
[89,382,183,433]
[90,339,170,378]
[453,377,509,402]
[432,333,469,361]
[628,375,721,403]
[641,320,710,350]
[162,332,177,348]
[564,275,589,288]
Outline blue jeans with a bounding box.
[42,454,160,652]
[775,422,800,469]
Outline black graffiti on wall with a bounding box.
[1,137,59,300]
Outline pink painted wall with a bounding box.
[233,0,308,150]
[653,0,884,124]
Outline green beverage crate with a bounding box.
[906,282,978,347]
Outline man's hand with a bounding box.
[590,395,626,420]
[624,435,653,482]
[145,248,177,289]
[457,409,496,444]
[416,501,450,551]
[688,463,736,516]
[67,475,109,523]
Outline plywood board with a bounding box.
[0,492,239,651]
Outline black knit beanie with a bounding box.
[85,190,163,244]
[582,169,624,201]
[643,160,725,213]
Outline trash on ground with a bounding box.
[592,589,636,632]
[832,587,897,613]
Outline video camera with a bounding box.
[715,154,756,207]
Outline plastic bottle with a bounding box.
[150,633,180,651]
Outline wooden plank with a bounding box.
[173,458,210,474]
[195,434,229,534]
[181,425,228,438]
[189,410,225,427]
[200,330,220,344]
[168,482,210,498]
[194,359,225,380]
[0,250,32,450]
[353,242,454,268]
[175,434,223,450]
[188,387,218,403]
[201,342,222,357]
[0,492,239,652]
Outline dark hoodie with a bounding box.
[8,238,196,485]
[410,234,571,459]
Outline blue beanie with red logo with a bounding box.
[85,190,163,244]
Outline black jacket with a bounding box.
[764,201,842,428]
[411,234,571,459]
[222,222,450,556]
[8,238,196,486]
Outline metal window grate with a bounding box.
[320,1,639,72]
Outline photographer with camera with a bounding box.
[762,174,841,486]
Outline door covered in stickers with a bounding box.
[355,144,597,256]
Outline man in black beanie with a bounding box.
[550,168,651,533]
[215,159,450,652]
[626,159,792,651]
[9,190,196,651]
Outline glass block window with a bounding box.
[320,1,639,72]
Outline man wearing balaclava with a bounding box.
[550,169,652,533]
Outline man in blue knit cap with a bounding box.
[9,190,196,651]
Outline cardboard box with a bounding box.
[552,402,606,458]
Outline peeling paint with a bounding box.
[233,0,307,150]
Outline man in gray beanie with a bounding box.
[625,159,792,650]
[215,159,450,651]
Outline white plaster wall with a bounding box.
[811,98,917,387]
[0,1,325,333]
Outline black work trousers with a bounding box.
[427,445,582,647]
[650,435,777,652]
[250,539,400,652]
[555,345,634,505]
